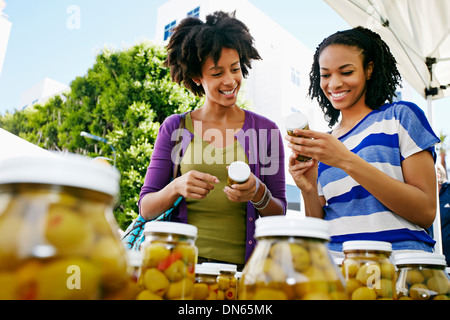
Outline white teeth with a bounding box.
[221,86,237,95]
[331,91,349,98]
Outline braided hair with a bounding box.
[164,11,262,97]
[309,26,402,128]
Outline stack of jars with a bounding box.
[202,263,238,300]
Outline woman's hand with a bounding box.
[224,172,259,203]
[288,154,318,194]
[173,170,219,200]
[285,129,353,169]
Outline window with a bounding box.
[291,67,301,87]
[187,7,200,18]
[164,20,177,41]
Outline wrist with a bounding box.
[251,183,272,211]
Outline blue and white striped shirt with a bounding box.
[318,101,440,253]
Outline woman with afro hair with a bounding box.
[286,26,440,256]
[138,11,286,267]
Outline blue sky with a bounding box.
[0,0,449,140]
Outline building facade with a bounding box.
[19,77,70,110]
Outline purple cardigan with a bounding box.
[139,109,287,261]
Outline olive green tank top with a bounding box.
[180,113,248,265]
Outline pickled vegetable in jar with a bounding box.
[137,221,198,300]
[395,253,450,300]
[203,263,238,300]
[239,216,347,300]
[193,264,220,300]
[0,155,135,300]
[342,241,396,300]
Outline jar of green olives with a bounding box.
[0,155,135,300]
[395,253,449,300]
[138,221,198,300]
[203,262,238,300]
[239,216,347,300]
[342,241,396,300]
[193,263,220,300]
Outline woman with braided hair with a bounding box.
[286,26,440,256]
[138,11,286,267]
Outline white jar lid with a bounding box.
[254,216,330,241]
[228,161,250,183]
[343,240,392,253]
[284,112,309,131]
[144,221,198,238]
[394,252,447,267]
[0,154,120,197]
[202,262,237,273]
[195,264,220,276]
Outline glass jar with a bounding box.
[203,262,238,300]
[342,241,396,300]
[193,263,220,300]
[395,253,450,300]
[239,216,347,300]
[0,154,134,300]
[137,221,198,300]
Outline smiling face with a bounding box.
[196,47,242,109]
[319,44,373,112]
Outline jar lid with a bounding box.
[144,221,198,238]
[343,240,392,253]
[202,262,237,274]
[394,252,447,267]
[195,264,220,276]
[0,154,120,197]
[284,112,309,131]
[228,161,250,183]
[254,216,330,241]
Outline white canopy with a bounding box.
[324,0,449,254]
[0,128,55,161]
